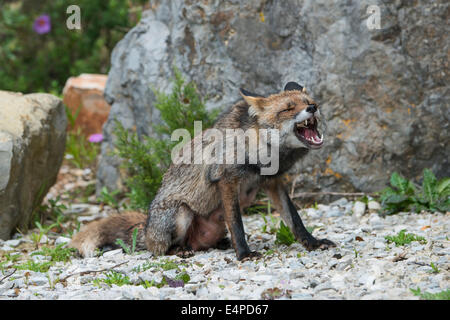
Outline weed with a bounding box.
[275,221,296,246]
[429,262,440,274]
[97,187,120,209]
[65,129,99,169]
[410,288,450,300]
[379,170,449,214]
[384,229,427,246]
[32,244,76,263]
[93,271,131,287]
[132,259,182,273]
[114,228,138,255]
[3,252,20,264]
[14,261,53,273]
[260,203,279,235]
[30,232,43,248]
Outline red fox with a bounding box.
[69,82,335,260]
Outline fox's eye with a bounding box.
[277,106,295,117]
[280,102,295,113]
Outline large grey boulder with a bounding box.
[98,0,449,195]
[0,91,67,239]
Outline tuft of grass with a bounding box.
[114,228,139,255]
[32,244,76,263]
[65,129,99,169]
[384,229,427,247]
[275,221,296,246]
[379,169,449,215]
[93,271,131,287]
[97,187,120,209]
[14,261,53,273]
[410,288,450,300]
[429,262,440,274]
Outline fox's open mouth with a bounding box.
[294,116,324,148]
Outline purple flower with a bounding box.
[33,14,51,34]
[88,133,103,143]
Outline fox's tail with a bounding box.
[69,211,147,257]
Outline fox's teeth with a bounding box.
[305,119,308,126]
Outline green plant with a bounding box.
[30,232,43,248]
[64,105,100,168]
[66,183,96,203]
[410,288,450,300]
[112,69,218,209]
[14,260,53,273]
[93,270,131,287]
[0,1,147,94]
[379,170,449,214]
[32,244,76,263]
[98,187,120,209]
[384,229,427,247]
[429,262,440,274]
[115,228,138,255]
[65,129,99,169]
[275,221,295,246]
[132,259,183,273]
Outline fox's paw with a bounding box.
[304,238,336,251]
[174,248,195,259]
[237,251,262,261]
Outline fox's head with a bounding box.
[240,82,325,150]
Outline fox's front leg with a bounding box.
[264,178,335,251]
[219,179,260,260]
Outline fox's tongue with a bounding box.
[298,127,322,145]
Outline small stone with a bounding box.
[368,201,381,212]
[291,293,313,299]
[373,241,385,249]
[55,236,71,246]
[29,276,48,286]
[5,239,22,247]
[325,207,344,218]
[317,204,330,212]
[329,197,348,207]
[39,235,49,244]
[102,248,123,257]
[305,208,322,219]
[353,201,366,217]
[336,259,353,271]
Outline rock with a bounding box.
[291,293,313,299]
[329,198,348,207]
[63,74,111,137]
[39,234,49,245]
[325,206,344,218]
[97,0,449,196]
[305,208,322,219]
[4,239,23,247]
[353,201,367,217]
[55,236,71,246]
[0,91,66,240]
[102,248,123,258]
[29,275,48,286]
[368,201,381,212]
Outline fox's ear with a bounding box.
[284,82,306,93]
[240,88,266,116]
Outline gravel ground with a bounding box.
[0,198,448,300]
